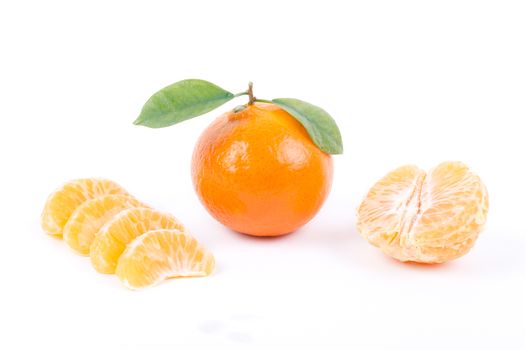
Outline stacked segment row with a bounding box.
[41,178,214,289]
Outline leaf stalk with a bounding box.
[247,81,255,105]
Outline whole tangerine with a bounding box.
[191,102,333,236]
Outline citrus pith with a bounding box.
[90,207,185,273]
[41,178,129,236]
[356,162,489,263]
[63,194,143,255]
[116,229,214,290]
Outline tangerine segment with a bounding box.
[116,229,215,290]
[42,179,129,236]
[90,208,185,274]
[357,162,488,263]
[63,195,144,255]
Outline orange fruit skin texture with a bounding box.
[356,162,489,264]
[191,102,333,237]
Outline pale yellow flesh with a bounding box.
[41,178,129,236]
[63,194,143,255]
[357,162,489,263]
[90,207,185,274]
[116,229,215,290]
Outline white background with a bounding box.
[1,1,524,349]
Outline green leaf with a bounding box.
[272,98,343,154]
[134,79,234,128]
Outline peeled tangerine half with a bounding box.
[90,207,185,274]
[116,229,215,290]
[42,179,129,236]
[356,162,489,263]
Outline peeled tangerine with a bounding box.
[63,194,144,255]
[41,178,129,236]
[90,207,185,274]
[356,162,489,263]
[42,179,215,289]
[116,229,215,290]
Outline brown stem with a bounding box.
[247,81,255,105]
